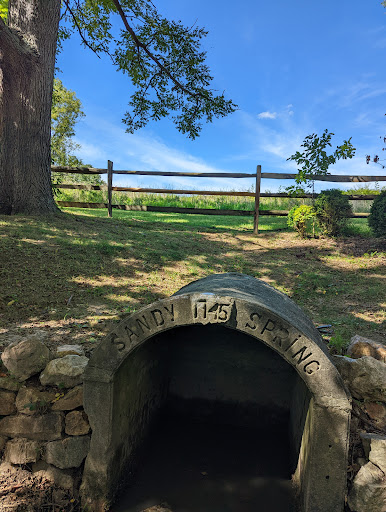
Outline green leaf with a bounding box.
[0,0,8,21]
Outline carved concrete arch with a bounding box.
[81,274,351,512]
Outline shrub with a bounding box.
[315,189,352,236]
[287,205,316,238]
[368,190,386,237]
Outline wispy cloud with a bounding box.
[286,104,294,116]
[374,37,386,49]
[257,111,277,119]
[363,24,386,49]
[74,141,108,163]
[321,80,386,110]
[238,110,305,162]
[74,117,250,190]
[257,104,294,120]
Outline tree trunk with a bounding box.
[0,0,60,214]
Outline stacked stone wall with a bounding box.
[0,338,91,504]
[333,335,386,512]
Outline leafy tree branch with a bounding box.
[286,129,356,195]
[61,0,237,139]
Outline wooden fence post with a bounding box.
[253,165,261,234]
[107,160,113,218]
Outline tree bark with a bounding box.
[0,0,60,214]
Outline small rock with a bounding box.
[0,461,17,476]
[348,335,386,363]
[32,460,75,491]
[0,376,22,391]
[40,355,89,388]
[333,355,386,401]
[4,438,41,464]
[0,436,7,451]
[0,390,16,415]
[56,344,85,358]
[16,387,55,415]
[44,435,90,469]
[1,338,52,381]
[360,433,386,473]
[51,385,83,411]
[0,412,63,441]
[65,410,90,436]
[364,402,386,431]
[348,461,386,512]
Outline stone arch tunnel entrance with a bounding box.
[80,274,351,512]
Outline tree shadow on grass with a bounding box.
[0,211,384,353]
[334,236,386,257]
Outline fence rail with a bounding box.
[52,163,384,233]
[52,184,379,200]
[52,166,386,182]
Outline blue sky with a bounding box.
[57,0,386,192]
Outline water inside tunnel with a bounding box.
[112,325,299,511]
[114,411,294,512]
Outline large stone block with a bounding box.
[364,402,386,431]
[0,389,16,415]
[360,433,386,473]
[348,335,386,362]
[4,438,41,464]
[45,435,90,469]
[0,376,22,391]
[51,385,83,411]
[40,355,89,388]
[333,355,386,401]
[32,460,75,491]
[348,461,386,512]
[65,410,90,436]
[16,387,55,415]
[0,412,63,440]
[1,338,52,381]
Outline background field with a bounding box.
[53,184,386,213]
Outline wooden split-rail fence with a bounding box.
[52,163,386,234]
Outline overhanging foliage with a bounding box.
[60,0,237,139]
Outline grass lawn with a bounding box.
[0,208,384,354]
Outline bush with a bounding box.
[368,190,386,237]
[314,189,352,236]
[287,205,316,238]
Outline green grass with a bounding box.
[0,208,384,355]
[66,207,289,231]
[343,218,373,237]
[66,206,373,236]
